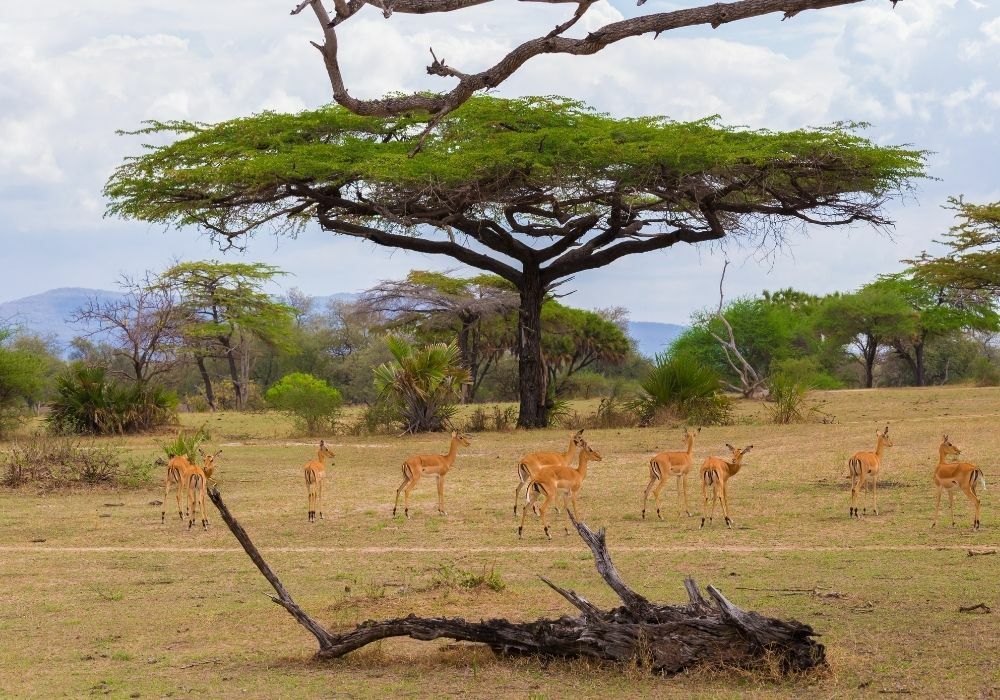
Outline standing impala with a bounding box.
[186,449,220,530]
[699,444,753,529]
[162,454,197,524]
[519,440,602,540]
[642,427,700,520]
[514,429,585,516]
[848,425,893,518]
[393,431,471,518]
[931,435,986,530]
[305,440,336,522]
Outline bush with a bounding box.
[631,353,732,426]
[161,426,212,462]
[969,356,1000,387]
[764,374,832,424]
[374,338,469,433]
[1,434,156,489]
[266,372,343,435]
[345,402,399,436]
[771,357,842,390]
[463,404,518,433]
[46,365,177,435]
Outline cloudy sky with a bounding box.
[1,0,997,324]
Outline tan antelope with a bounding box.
[699,444,754,529]
[514,429,586,516]
[518,440,602,540]
[931,435,986,530]
[393,431,471,518]
[186,449,220,530]
[847,425,893,518]
[162,454,197,523]
[642,427,700,520]
[305,440,336,522]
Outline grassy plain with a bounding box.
[1,386,997,698]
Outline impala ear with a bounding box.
[214,450,222,458]
[743,445,754,454]
[575,429,584,436]
[198,447,205,457]
[697,427,702,434]
[725,443,735,451]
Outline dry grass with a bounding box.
[0,386,998,698]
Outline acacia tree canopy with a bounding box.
[909,197,1000,296]
[106,96,925,426]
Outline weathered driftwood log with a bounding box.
[207,487,825,675]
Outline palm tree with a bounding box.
[373,338,471,433]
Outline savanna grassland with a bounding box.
[1,386,997,699]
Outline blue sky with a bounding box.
[1,0,997,323]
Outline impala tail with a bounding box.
[972,469,986,493]
[650,461,661,480]
[848,457,862,479]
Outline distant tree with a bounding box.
[909,198,1000,296]
[162,261,296,411]
[106,96,925,426]
[0,326,48,435]
[817,286,915,388]
[71,273,187,389]
[358,271,518,402]
[874,274,998,386]
[541,301,631,396]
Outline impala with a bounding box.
[186,449,220,530]
[699,444,753,529]
[393,431,471,518]
[518,440,602,540]
[305,440,336,522]
[642,427,700,520]
[847,425,893,518]
[514,429,585,516]
[161,454,197,524]
[931,435,986,530]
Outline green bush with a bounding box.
[771,357,842,390]
[265,372,343,435]
[373,338,469,433]
[631,353,732,426]
[0,328,48,437]
[46,365,177,435]
[161,425,212,462]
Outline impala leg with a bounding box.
[850,473,859,519]
[514,482,523,517]
[175,474,186,520]
[402,475,419,519]
[393,476,409,518]
[187,477,197,529]
[871,471,879,516]
[641,473,658,520]
[162,474,173,524]
[317,476,325,520]
[519,486,539,539]
[721,481,733,529]
[948,490,956,527]
[961,484,981,530]
[931,486,942,528]
[565,490,580,535]
[651,478,666,520]
[681,474,691,517]
[700,476,710,529]
[198,482,208,530]
[538,489,554,540]
[436,475,446,516]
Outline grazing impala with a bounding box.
[514,429,586,516]
[162,454,197,524]
[642,427,700,520]
[848,425,893,518]
[186,449,220,530]
[305,441,336,522]
[519,440,602,540]
[699,444,753,529]
[393,431,471,518]
[931,435,986,530]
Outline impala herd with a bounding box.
[161,425,988,535]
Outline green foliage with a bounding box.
[770,358,842,390]
[462,405,517,433]
[265,372,343,435]
[543,302,632,391]
[765,375,813,425]
[161,426,211,462]
[909,197,1000,295]
[0,327,50,436]
[373,337,470,433]
[632,353,731,426]
[106,96,925,234]
[46,365,177,435]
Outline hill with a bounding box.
[628,320,686,358]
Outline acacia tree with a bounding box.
[291,0,903,123]
[106,97,924,426]
[161,261,296,411]
[909,197,1000,297]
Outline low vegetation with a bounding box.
[1,434,154,488]
[265,372,343,435]
[46,365,176,435]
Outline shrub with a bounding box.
[266,372,343,435]
[1,434,156,489]
[771,357,842,390]
[969,356,1000,387]
[631,353,732,426]
[345,402,399,436]
[463,405,518,433]
[46,365,176,435]
[161,426,212,462]
[373,338,469,433]
[764,374,832,424]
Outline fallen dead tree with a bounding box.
[207,487,826,675]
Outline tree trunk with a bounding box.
[225,347,244,411]
[862,338,877,389]
[195,355,216,411]
[517,273,547,429]
[914,341,926,387]
[207,488,826,676]
[457,315,474,404]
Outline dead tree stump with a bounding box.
[207,487,826,675]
